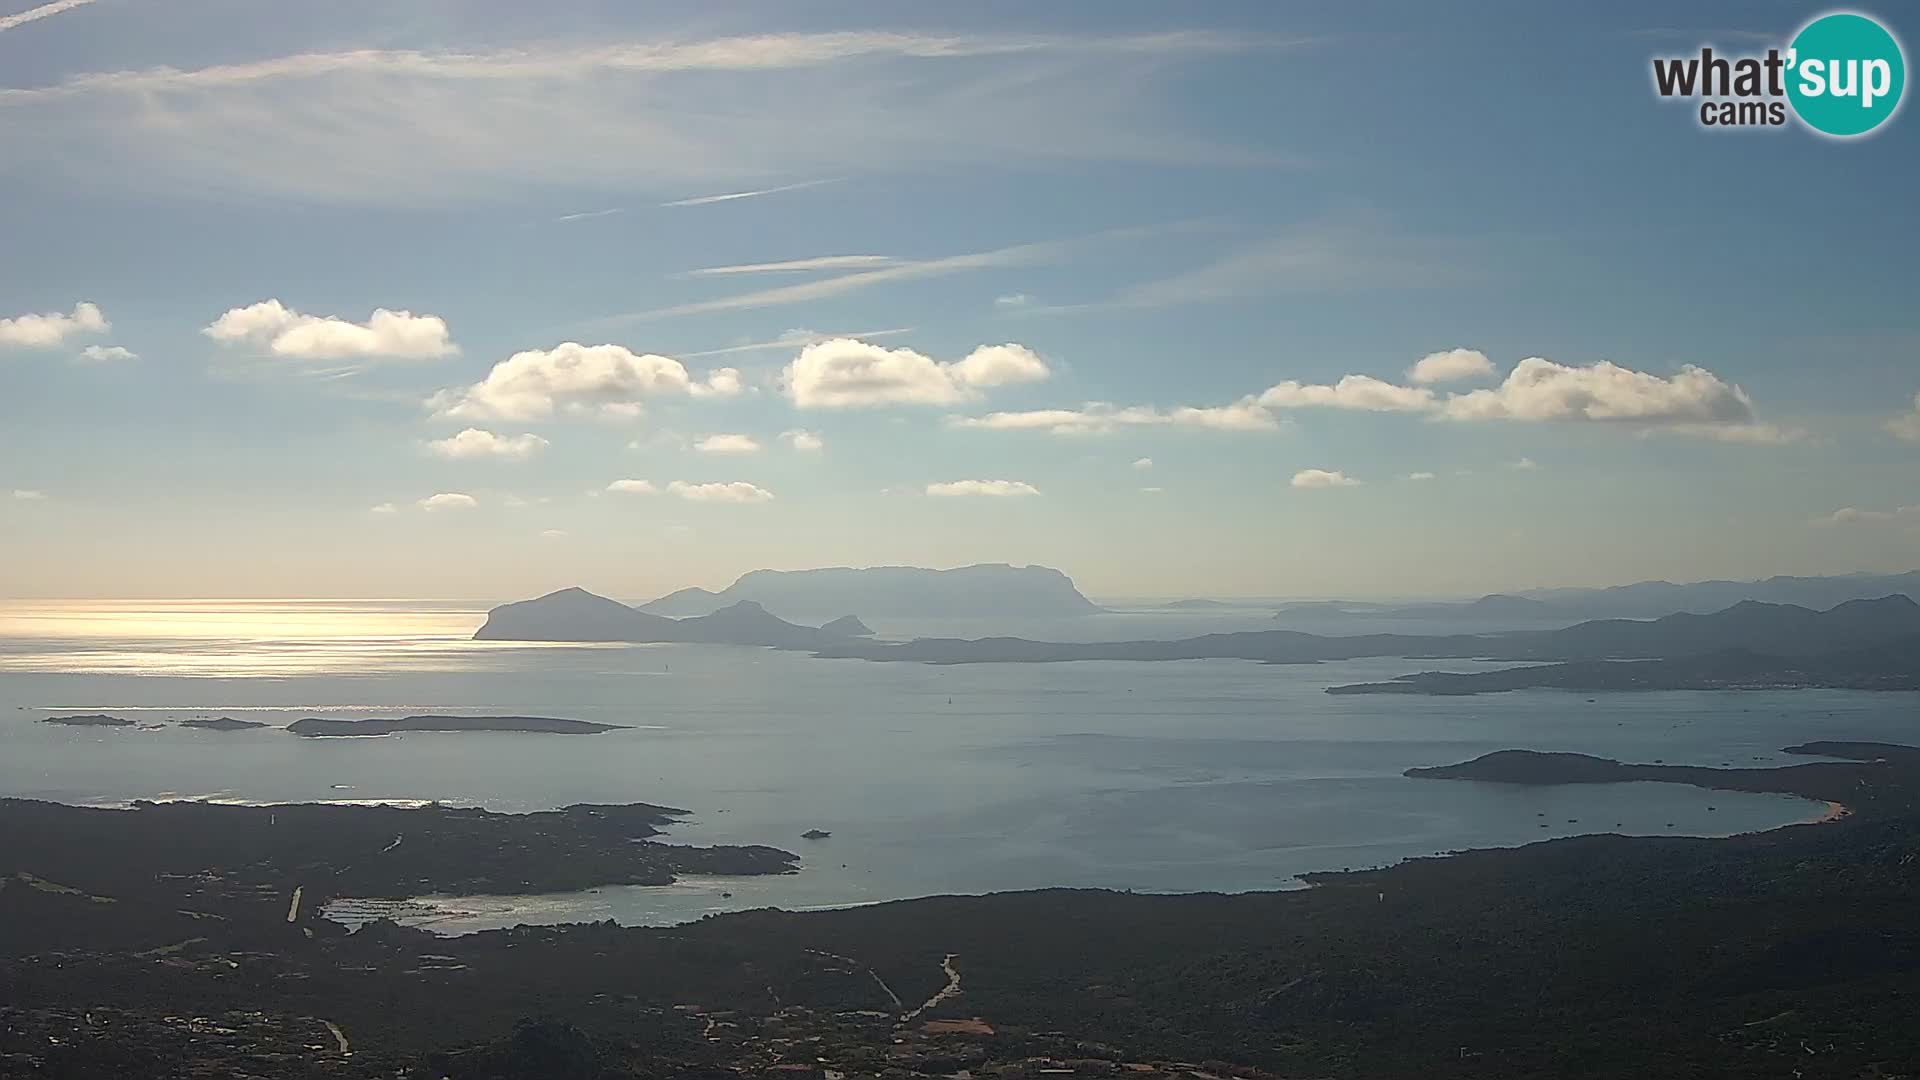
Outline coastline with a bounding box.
[1815,799,1853,823]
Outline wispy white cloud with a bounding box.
[555,207,625,223]
[681,254,899,277]
[616,237,1072,323]
[0,0,96,34]
[0,32,1296,204]
[661,178,842,207]
[1041,213,1465,313]
[1132,457,1153,469]
[607,479,658,495]
[681,328,911,360]
[0,301,107,348]
[205,300,456,361]
[369,502,398,514]
[11,488,48,500]
[1406,471,1437,481]
[786,338,1049,408]
[926,479,1040,497]
[781,429,824,451]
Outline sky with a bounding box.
[1,0,1916,601]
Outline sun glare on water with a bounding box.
[0,599,558,677]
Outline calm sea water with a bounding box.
[1,599,1909,931]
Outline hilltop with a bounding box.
[638,563,1102,619]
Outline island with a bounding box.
[41,714,135,727]
[818,615,875,637]
[179,716,270,731]
[637,563,1104,619]
[1326,637,1920,696]
[473,588,869,648]
[287,715,626,737]
[1404,743,1920,818]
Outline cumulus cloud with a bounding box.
[1132,457,1153,469]
[1291,469,1360,489]
[1407,471,1436,481]
[12,489,48,500]
[204,299,456,361]
[1887,394,1920,442]
[926,479,1041,497]
[606,479,658,495]
[953,355,1784,442]
[0,301,108,348]
[418,492,477,511]
[689,366,745,398]
[76,344,136,363]
[995,293,1031,308]
[369,502,398,514]
[782,429,824,451]
[694,433,762,454]
[784,338,1049,408]
[668,480,774,503]
[1258,375,1435,412]
[952,398,1277,434]
[429,343,735,420]
[1508,457,1540,471]
[1440,358,1752,425]
[1406,348,1494,385]
[426,428,549,461]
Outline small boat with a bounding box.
[801,829,832,840]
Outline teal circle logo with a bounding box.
[1786,12,1906,136]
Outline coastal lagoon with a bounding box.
[2,599,1907,931]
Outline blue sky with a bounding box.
[1,0,1916,600]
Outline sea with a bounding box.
[2,598,1909,933]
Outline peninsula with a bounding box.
[286,715,626,737]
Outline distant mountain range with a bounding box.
[473,588,872,648]
[813,595,1920,669]
[638,563,1101,620]
[1288,570,1920,623]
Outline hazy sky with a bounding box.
[1,0,1916,600]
